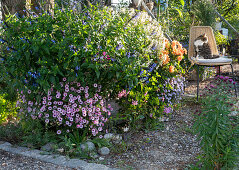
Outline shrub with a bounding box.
[1,5,186,139]
[0,6,164,98]
[116,40,186,129]
[0,93,18,124]
[193,76,238,169]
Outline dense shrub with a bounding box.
[0,5,186,139]
[117,39,186,128]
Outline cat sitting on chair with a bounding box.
[193,33,219,60]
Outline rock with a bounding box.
[112,134,122,144]
[56,148,64,153]
[98,147,110,156]
[158,116,169,122]
[113,134,122,141]
[92,153,99,159]
[99,157,105,161]
[41,143,54,152]
[80,141,95,151]
[104,133,114,139]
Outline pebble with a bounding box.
[80,141,95,151]
[104,133,114,139]
[99,157,105,161]
[98,147,110,155]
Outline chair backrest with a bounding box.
[188,26,219,62]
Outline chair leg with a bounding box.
[218,66,221,75]
[230,64,237,97]
[197,64,199,101]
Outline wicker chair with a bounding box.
[188,26,237,100]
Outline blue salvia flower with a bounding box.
[82,20,86,25]
[151,45,156,51]
[0,39,5,43]
[75,66,80,70]
[116,43,124,50]
[126,52,131,58]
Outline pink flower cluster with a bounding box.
[17,78,113,137]
[92,51,111,61]
[118,89,130,98]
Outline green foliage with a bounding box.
[214,30,228,46]
[193,76,238,169]
[191,0,217,27]
[0,93,18,124]
[0,6,161,99]
[0,123,24,144]
[20,118,58,148]
[113,40,186,130]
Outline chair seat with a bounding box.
[191,56,232,66]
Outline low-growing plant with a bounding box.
[17,78,112,141]
[193,75,239,169]
[0,123,24,144]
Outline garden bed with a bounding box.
[0,64,238,169]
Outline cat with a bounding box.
[193,33,219,60]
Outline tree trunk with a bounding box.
[1,0,54,20]
[1,0,26,19]
[29,0,54,14]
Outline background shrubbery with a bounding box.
[0,5,186,144]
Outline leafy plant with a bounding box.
[215,30,228,46]
[115,40,187,129]
[193,76,239,169]
[0,93,18,124]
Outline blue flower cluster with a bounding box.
[140,63,158,83]
[25,71,40,87]
[158,76,185,106]
[116,43,124,50]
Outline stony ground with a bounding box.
[0,63,238,170]
[103,104,201,170]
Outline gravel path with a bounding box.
[103,103,201,169]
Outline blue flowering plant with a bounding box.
[116,40,187,129]
[0,6,167,138]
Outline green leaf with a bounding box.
[96,69,100,79]
[174,8,183,18]
[116,72,120,79]
[50,76,56,85]
[179,0,185,7]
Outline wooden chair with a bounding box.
[188,26,237,100]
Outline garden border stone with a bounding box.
[0,141,118,170]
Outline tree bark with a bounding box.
[1,0,26,19]
[1,0,54,20]
[28,0,54,14]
